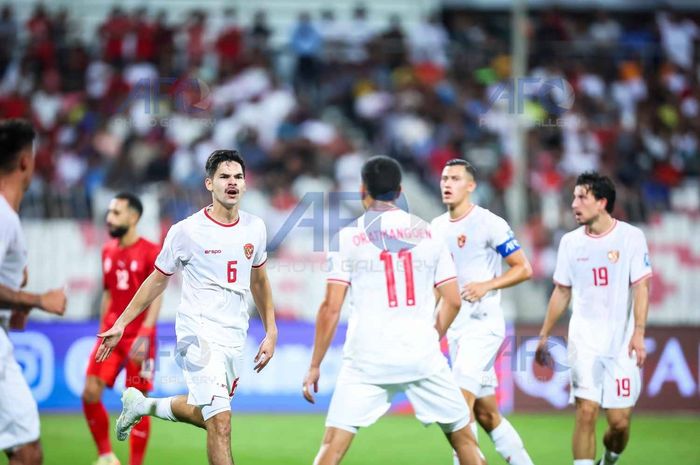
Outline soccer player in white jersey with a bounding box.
[302,156,485,465]
[0,119,67,465]
[535,172,652,465]
[96,150,278,465]
[431,159,535,465]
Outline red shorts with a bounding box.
[86,333,156,392]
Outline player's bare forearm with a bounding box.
[539,284,572,338]
[435,279,461,338]
[632,277,650,335]
[0,283,39,309]
[141,293,163,329]
[310,283,347,368]
[488,250,533,291]
[251,265,278,336]
[0,283,66,315]
[113,270,169,330]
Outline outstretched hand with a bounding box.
[95,324,125,363]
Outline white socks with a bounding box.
[489,418,534,465]
[142,396,177,421]
[573,460,595,465]
[602,449,620,464]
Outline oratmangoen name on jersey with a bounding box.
[352,228,432,246]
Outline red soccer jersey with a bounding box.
[102,237,161,338]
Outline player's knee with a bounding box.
[20,440,43,465]
[81,386,101,404]
[82,378,104,404]
[474,407,499,431]
[608,415,630,434]
[576,402,598,425]
[206,412,231,438]
[32,442,43,465]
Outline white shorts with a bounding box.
[326,364,470,434]
[0,330,40,451]
[176,336,242,418]
[568,351,641,409]
[448,329,504,398]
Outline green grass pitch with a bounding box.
[2,413,698,464]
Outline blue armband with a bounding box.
[496,237,521,257]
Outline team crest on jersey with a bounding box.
[244,243,254,260]
[607,250,620,263]
[457,234,467,248]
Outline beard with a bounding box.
[108,225,129,238]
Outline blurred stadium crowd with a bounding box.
[0,3,699,283]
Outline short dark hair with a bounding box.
[361,155,402,201]
[0,119,35,174]
[114,192,144,217]
[205,150,246,178]
[445,158,476,178]
[576,171,616,213]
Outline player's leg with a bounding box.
[317,366,392,464]
[573,398,600,464]
[597,353,640,465]
[82,376,117,463]
[449,330,499,464]
[313,427,356,465]
[474,395,534,465]
[1,335,43,465]
[84,338,127,464]
[202,401,234,465]
[445,427,485,465]
[6,441,43,465]
[405,365,484,465]
[598,408,631,465]
[125,335,157,465]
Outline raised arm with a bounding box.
[302,282,348,403]
[250,264,278,372]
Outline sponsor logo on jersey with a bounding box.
[244,243,254,259]
[457,234,467,248]
[608,250,620,263]
[130,260,138,272]
[644,252,650,267]
[204,249,222,254]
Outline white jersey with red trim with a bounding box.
[553,219,652,358]
[326,208,457,384]
[155,207,267,347]
[431,205,521,337]
[0,195,26,329]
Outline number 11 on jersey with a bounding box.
[379,250,415,308]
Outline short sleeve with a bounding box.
[552,236,572,287]
[629,229,652,285]
[489,215,521,258]
[326,250,351,286]
[252,222,268,268]
[326,231,351,285]
[434,241,457,288]
[155,224,185,276]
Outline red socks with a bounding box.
[129,415,150,465]
[83,400,112,455]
